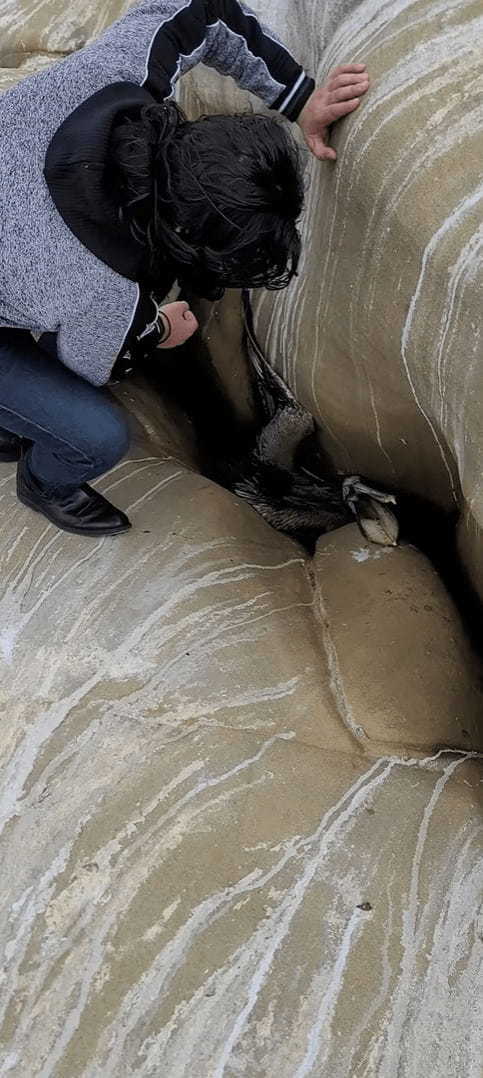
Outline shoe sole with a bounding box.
[0,451,22,463]
[17,490,132,537]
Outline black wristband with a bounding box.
[159,310,171,344]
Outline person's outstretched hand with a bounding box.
[298,64,370,161]
[157,301,199,349]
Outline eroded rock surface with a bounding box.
[1,416,482,1075]
[0,1,482,1075]
[182,0,483,604]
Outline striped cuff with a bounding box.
[273,72,315,122]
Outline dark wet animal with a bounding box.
[141,290,398,551]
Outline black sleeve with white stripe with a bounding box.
[93,0,315,121]
[110,289,174,382]
[201,0,316,120]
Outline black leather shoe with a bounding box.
[17,456,132,537]
[0,427,23,462]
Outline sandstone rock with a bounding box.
[0,2,482,1075]
[182,0,483,606]
[314,524,483,755]
[0,423,481,1076]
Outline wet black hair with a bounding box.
[111,101,305,300]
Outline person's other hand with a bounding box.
[157,301,199,349]
[298,64,370,161]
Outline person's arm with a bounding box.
[84,0,315,122]
[54,289,201,386]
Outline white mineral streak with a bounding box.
[401,184,483,501]
[351,546,394,562]
[292,907,366,1078]
[308,563,368,741]
[435,226,483,427]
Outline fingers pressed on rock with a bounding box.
[329,98,361,120]
[329,73,369,88]
[329,80,369,96]
[332,63,366,75]
[329,85,367,102]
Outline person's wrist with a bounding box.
[297,91,313,127]
[158,310,171,344]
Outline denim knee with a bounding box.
[88,403,130,473]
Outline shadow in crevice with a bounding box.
[395,492,483,659]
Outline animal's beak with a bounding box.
[342,477,399,546]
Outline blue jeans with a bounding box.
[0,329,130,494]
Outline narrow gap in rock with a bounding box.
[138,295,483,665]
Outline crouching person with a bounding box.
[0,0,368,535]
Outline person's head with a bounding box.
[111,101,305,299]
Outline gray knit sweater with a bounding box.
[0,0,314,385]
